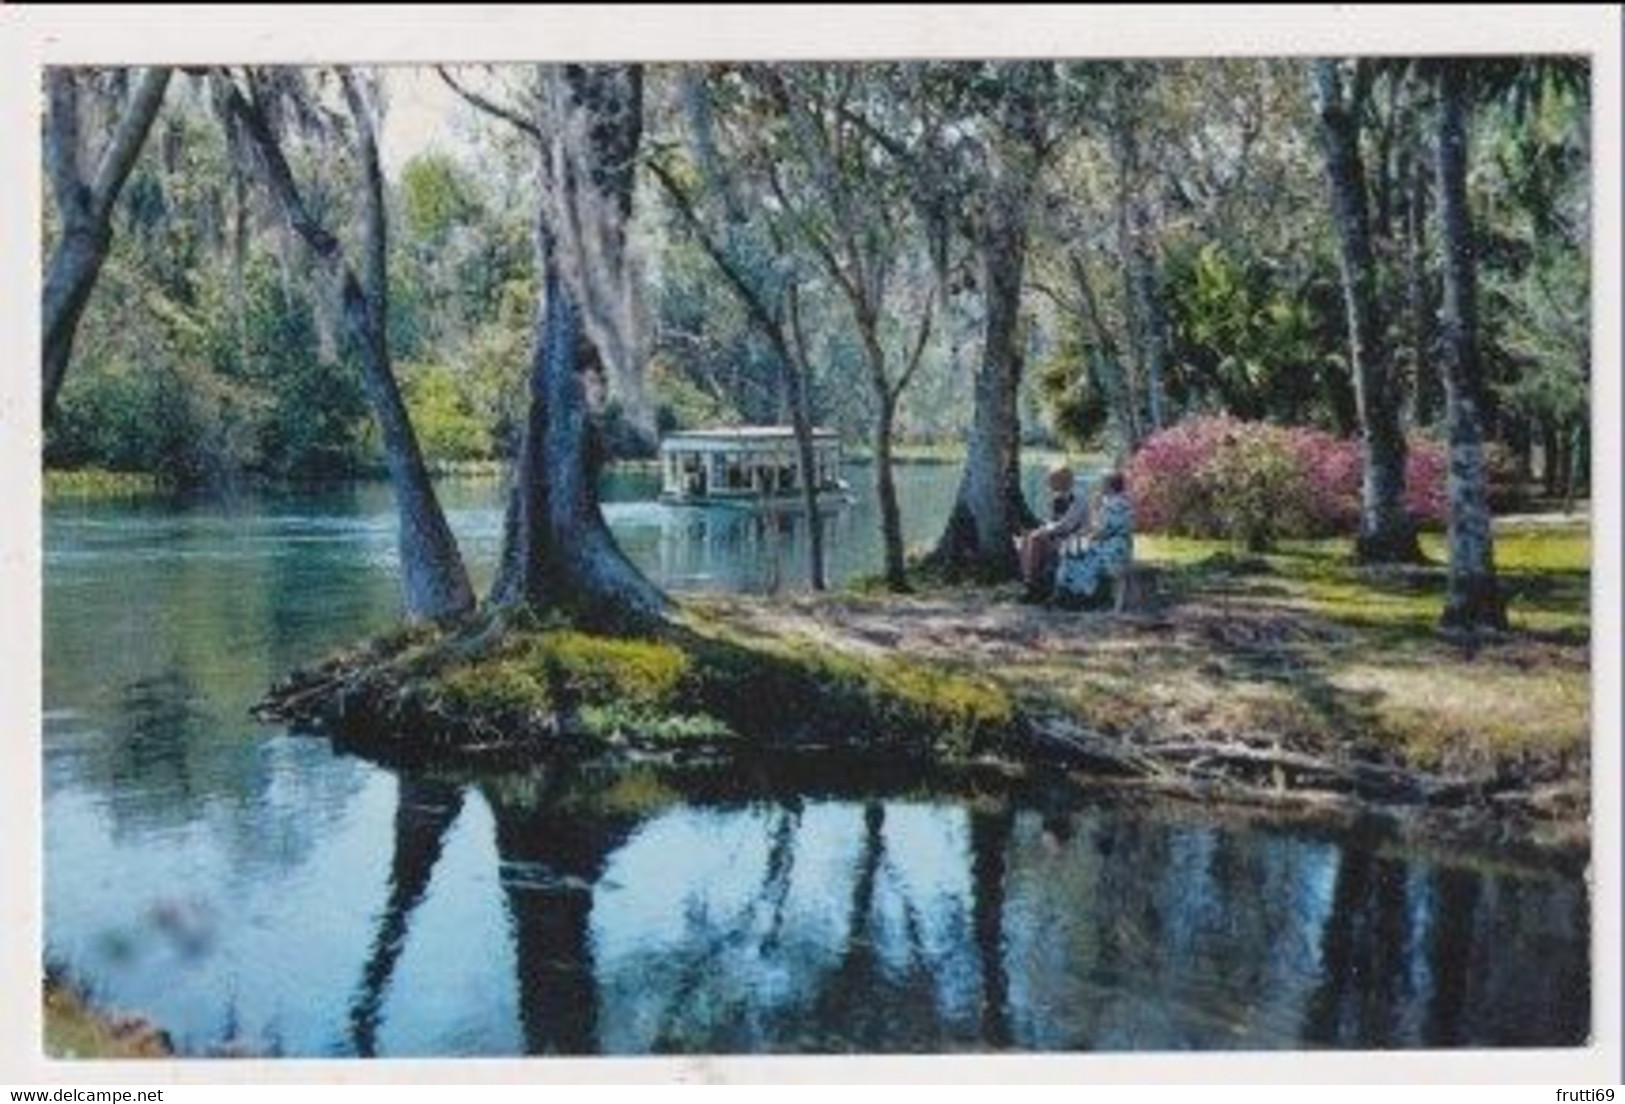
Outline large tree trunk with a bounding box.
[42,67,172,423]
[930,169,1036,580]
[1312,61,1421,564]
[489,64,669,624]
[1434,63,1507,633]
[491,258,670,623]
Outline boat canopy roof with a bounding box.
[659,426,840,454]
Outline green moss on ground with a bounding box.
[289,612,1020,762]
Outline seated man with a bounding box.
[1054,471,1134,609]
[1017,464,1091,602]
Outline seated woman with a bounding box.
[1017,464,1091,602]
[1053,471,1134,610]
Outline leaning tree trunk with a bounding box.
[1312,60,1421,564]
[222,69,474,623]
[930,169,1037,580]
[42,67,172,423]
[343,71,476,621]
[342,275,477,621]
[1434,62,1506,633]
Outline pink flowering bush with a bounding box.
[1126,415,1449,547]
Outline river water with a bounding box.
[41,466,1590,1056]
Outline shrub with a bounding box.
[1127,415,1450,546]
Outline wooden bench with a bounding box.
[1108,562,1157,614]
[1054,540,1158,614]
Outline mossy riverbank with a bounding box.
[43,975,172,1060]
[256,516,1592,859]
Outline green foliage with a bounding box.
[679,624,1018,758]
[43,468,160,500]
[43,60,1591,504]
[1478,69,1589,476]
[1164,242,1343,425]
[399,153,482,243]
[237,264,372,480]
[399,361,492,463]
[1034,320,1111,448]
[434,656,553,724]
[649,358,739,433]
[47,104,374,486]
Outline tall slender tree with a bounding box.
[1102,63,1169,437]
[43,66,172,423]
[1311,59,1422,564]
[646,66,835,591]
[752,66,938,592]
[1432,60,1507,634]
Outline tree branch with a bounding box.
[436,65,542,142]
[647,156,790,363]
[894,287,937,401]
[215,69,341,261]
[88,67,173,221]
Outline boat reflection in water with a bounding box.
[638,428,860,594]
[648,504,856,595]
[658,426,851,508]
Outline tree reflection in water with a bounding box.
[342,768,1588,1056]
[348,776,464,1057]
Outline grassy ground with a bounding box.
[708,516,1590,846]
[261,515,1590,853]
[43,468,161,501]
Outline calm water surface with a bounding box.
[42,465,1590,1055]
